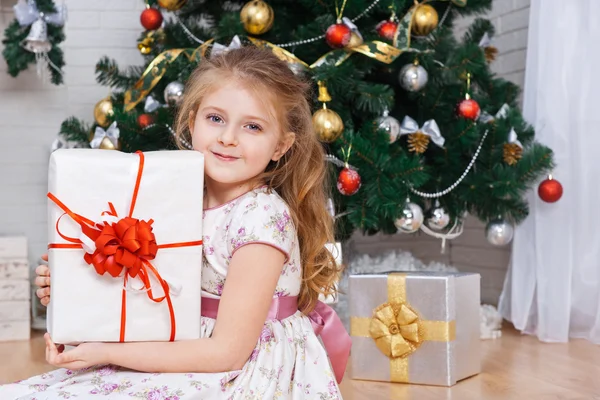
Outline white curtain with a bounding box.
[498,0,600,343]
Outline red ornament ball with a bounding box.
[337,168,361,196]
[141,8,163,31]
[137,114,155,129]
[538,177,563,203]
[325,23,352,48]
[376,20,398,41]
[457,98,481,120]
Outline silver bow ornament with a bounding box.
[144,95,161,113]
[15,0,67,54]
[211,35,242,57]
[479,103,510,124]
[90,122,120,149]
[507,128,522,148]
[399,116,445,153]
[478,32,492,48]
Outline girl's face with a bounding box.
[189,80,294,190]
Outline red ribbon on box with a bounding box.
[47,151,203,342]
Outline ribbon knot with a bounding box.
[14,0,67,27]
[369,302,424,359]
[86,216,158,279]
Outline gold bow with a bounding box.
[370,302,424,359]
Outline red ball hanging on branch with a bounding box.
[325,22,352,48]
[137,114,155,129]
[376,20,398,41]
[538,175,563,203]
[457,72,481,120]
[337,167,361,196]
[141,7,163,31]
[457,97,480,120]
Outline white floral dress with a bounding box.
[0,186,343,399]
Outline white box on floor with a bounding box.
[0,236,27,259]
[0,280,30,301]
[0,301,30,321]
[47,149,204,345]
[0,320,30,341]
[0,259,29,280]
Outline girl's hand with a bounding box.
[35,254,51,306]
[44,333,107,370]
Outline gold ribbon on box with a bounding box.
[350,273,456,382]
[123,39,214,112]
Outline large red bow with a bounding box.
[48,151,202,342]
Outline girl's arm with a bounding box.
[100,243,285,373]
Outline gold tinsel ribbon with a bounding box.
[124,40,214,112]
[350,274,456,382]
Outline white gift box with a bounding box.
[47,149,204,345]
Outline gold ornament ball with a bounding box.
[241,0,274,35]
[157,0,187,11]
[411,4,439,36]
[313,107,344,143]
[93,98,114,128]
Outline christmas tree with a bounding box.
[54,0,556,244]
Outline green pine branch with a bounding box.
[95,56,145,89]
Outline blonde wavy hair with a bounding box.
[174,46,341,314]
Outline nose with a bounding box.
[218,126,238,146]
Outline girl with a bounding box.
[0,46,350,399]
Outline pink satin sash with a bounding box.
[201,295,351,384]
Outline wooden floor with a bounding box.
[1,325,600,399]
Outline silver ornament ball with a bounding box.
[399,63,428,92]
[485,219,514,246]
[376,112,401,143]
[426,205,450,231]
[394,201,424,233]
[164,81,185,107]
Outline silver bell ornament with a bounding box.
[22,18,51,53]
[426,201,450,231]
[399,61,428,92]
[485,218,514,246]
[394,199,424,233]
[164,81,185,107]
[376,109,401,143]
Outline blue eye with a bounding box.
[246,123,262,131]
[207,114,223,123]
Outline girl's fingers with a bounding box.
[35,264,50,277]
[40,296,50,306]
[36,287,50,299]
[34,276,50,288]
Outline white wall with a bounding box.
[0,0,144,269]
[349,0,531,305]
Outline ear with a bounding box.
[272,132,295,161]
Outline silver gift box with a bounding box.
[349,272,481,386]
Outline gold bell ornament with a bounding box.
[312,82,344,143]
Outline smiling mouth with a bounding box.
[212,151,239,161]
